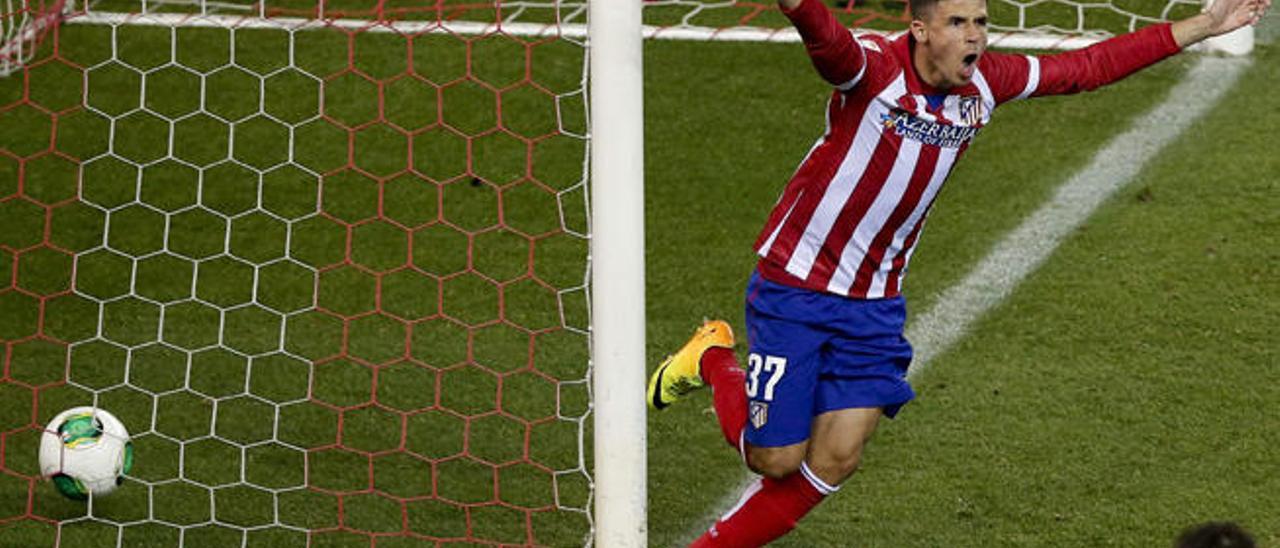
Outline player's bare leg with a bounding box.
[741,406,881,482]
[693,408,882,546]
[744,439,807,479]
[804,406,882,485]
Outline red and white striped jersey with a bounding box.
[756,0,1179,300]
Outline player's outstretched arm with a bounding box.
[1172,0,1271,47]
[1019,0,1269,98]
[780,0,868,89]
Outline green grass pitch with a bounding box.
[2,2,1277,546]
[644,33,1278,548]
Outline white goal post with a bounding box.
[589,2,647,547]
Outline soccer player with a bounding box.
[646,0,1271,545]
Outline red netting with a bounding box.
[1,0,68,75]
[1,2,591,545]
[291,23,586,546]
[1,14,81,536]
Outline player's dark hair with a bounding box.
[909,0,943,20]
[1174,522,1256,548]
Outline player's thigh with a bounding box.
[745,439,808,479]
[805,406,883,485]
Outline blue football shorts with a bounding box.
[743,269,915,448]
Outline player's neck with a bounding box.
[910,37,952,91]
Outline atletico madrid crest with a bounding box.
[749,401,769,429]
[959,96,984,126]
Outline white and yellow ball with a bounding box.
[38,407,134,500]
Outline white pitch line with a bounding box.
[682,54,1249,544]
[905,54,1247,375]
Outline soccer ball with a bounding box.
[38,407,134,500]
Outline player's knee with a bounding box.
[747,453,799,479]
[807,446,864,484]
[745,446,804,479]
[825,453,863,479]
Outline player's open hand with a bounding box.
[1203,0,1271,35]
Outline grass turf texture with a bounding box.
[0,7,1275,548]
[643,34,1278,548]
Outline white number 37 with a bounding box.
[745,353,787,402]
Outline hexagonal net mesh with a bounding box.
[0,0,592,546]
[1,0,70,76]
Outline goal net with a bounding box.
[0,0,1230,546]
[1,0,69,76]
[2,0,592,545]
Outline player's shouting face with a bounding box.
[910,0,989,88]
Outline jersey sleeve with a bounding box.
[977,51,1041,104]
[984,23,1181,103]
[782,0,870,91]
